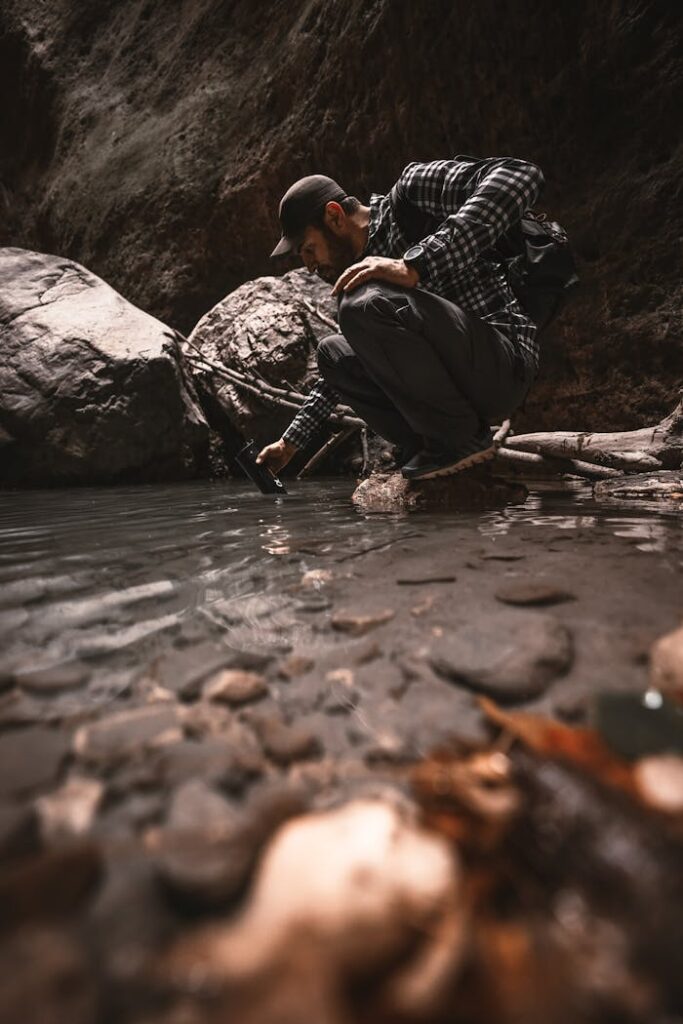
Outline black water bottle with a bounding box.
[235,439,287,495]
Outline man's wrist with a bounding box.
[402,260,421,286]
[280,435,299,453]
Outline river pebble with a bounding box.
[429,611,574,701]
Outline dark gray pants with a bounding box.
[317,281,534,452]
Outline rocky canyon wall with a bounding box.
[2,0,682,431]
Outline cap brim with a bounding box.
[271,236,295,258]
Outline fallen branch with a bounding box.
[503,394,683,472]
[183,349,364,430]
[494,447,620,479]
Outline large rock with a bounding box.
[429,610,574,702]
[186,269,337,447]
[0,248,208,485]
[352,469,528,513]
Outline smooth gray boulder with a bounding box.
[186,269,337,447]
[0,248,208,485]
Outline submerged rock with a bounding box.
[185,269,337,448]
[0,726,69,799]
[352,468,527,513]
[494,582,575,607]
[429,610,574,701]
[0,248,208,486]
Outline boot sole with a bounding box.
[404,446,496,481]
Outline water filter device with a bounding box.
[235,439,287,495]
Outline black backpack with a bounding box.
[390,155,579,332]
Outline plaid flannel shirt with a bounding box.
[283,156,544,449]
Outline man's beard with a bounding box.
[315,225,356,284]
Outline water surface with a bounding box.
[0,478,680,713]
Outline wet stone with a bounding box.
[95,792,164,838]
[14,661,91,695]
[73,704,181,765]
[322,668,358,714]
[331,608,395,636]
[252,714,322,766]
[153,784,306,913]
[0,926,98,1024]
[300,568,334,589]
[429,611,574,702]
[0,727,69,799]
[155,729,264,793]
[295,596,333,612]
[363,725,415,765]
[167,779,238,833]
[0,801,40,862]
[145,642,273,701]
[494,582,575,607]
[144,643,233,701]
[153,828,254,911]
[35,777,104,843]
[277,654,315,680]
[352,469,526,512]
[0,690,54,728]
[203,669,268,706]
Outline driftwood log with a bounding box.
[502,393,683,472]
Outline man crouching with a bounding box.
[257,157,541,480]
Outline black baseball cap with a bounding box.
[271,174,347,257]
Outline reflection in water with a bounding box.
[0,478,680,710]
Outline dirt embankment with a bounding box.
[2,0,682,431]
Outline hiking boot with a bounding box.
[400,431,495,481]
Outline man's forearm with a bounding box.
[282,377,340,448]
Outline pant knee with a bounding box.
[316,334,346,370]
[337,281,396,334]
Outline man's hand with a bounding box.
[256,437,298,473]
[332,257,420,296]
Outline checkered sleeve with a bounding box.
[282,376,340,448]
[399,157,544,290]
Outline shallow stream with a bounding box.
[0,478,681,722]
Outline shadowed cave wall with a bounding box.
[2,0,682,432]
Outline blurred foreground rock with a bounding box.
[160,798,464,1024]
[0,248,208,486]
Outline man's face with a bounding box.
[297,220,356,285]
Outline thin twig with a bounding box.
[335,532,425,563]
[297,426,359,479]
[301,298,339,333]
[493,418,511,448]
[184,349,364,429]
[360,427,370,476]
